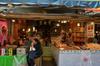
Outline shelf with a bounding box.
[73,32,85,33]
[73,41,85,42]
[72,36,85,38]
[71,25,86,44]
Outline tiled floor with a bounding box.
[42,47,56,66]
[42,56,56,66]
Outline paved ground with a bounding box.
[39,47,56,66]
[42,56,56,66]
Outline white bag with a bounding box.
[17,48,26,55]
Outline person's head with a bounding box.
[30,38,40,46]
[60,30,66,36]
[2,26,7,33]
[18,39,24,46]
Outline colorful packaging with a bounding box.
[8,48,13,56]
[17,48,26,55]
[1,48,5,56]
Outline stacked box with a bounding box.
[8,48,13,56]
[17,48,26,55]
[1,48,5,56]
[13,55,28,66]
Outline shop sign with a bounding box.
[87,22,95,38]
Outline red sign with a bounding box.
[87,23,94,38]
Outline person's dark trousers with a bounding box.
[27,57,35,66]
[27,51,36,66]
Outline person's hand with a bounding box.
[32,39,37,45]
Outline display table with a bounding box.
[13,55,27,66]
[0,55,27,66]
[0,56,14,66]
[51,46,100,66]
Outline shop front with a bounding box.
[0,5,100,66]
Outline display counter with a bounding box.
[51,45,100,66]
[0,47,27,66]
[0,56,13,66]
[0,55,27,66]
[51,37,100,66]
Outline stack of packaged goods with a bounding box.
[86,44,100,50]
[8,48,13,56]
[17,48,26,55]
[0,47,27,56]
[13,48,27,66]
[1,48,6,56]
[0,48,14,56]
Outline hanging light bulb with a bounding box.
[91,22,94,25]
[22,29,25,31]
[28,28,31,32]
[56,23,60,27]
[63,20,67,23]
[33,27,35,31]
[12,19,15,22]
[35,29,37,32]
[96,31,98,34]
[77,23,80,27]
[54,29,57,32]
[61,21,64,23]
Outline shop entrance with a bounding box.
[15,19,69,47]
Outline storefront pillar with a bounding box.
[7,19,14,36]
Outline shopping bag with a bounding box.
[13,55,28,66]
[17,48,26,55]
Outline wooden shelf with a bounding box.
[72,26,86,44]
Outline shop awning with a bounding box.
[0,0,100,8]
[0,6,85,19]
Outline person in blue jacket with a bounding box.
[26,32,43,66]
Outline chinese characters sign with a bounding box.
[87,22,95,38]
